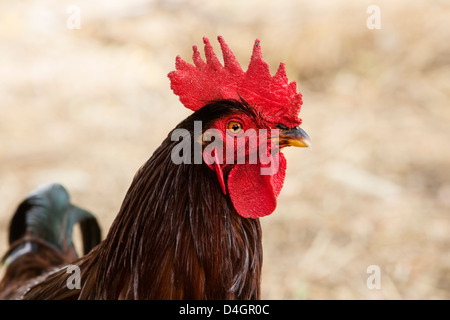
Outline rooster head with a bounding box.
[168,36,310,219]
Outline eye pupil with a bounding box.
[227,121,243,133]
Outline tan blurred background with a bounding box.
[0,0,449,299]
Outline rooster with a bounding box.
[0,36,310,299]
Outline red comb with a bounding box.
[168,36,302,127]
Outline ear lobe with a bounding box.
[203,150,227,195]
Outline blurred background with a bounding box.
[0,0,449,299]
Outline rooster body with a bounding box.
[0,37,310,299]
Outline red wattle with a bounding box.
[228,153,286,219]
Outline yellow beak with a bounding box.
[278,126,311,148]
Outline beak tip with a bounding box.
[303,139,312,148]
[280,126,311,148]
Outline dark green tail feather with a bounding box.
[6,183,101,262]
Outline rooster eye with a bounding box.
[227,121,243,134]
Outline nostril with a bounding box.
[275,124,289,130]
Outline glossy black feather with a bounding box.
[0,183,101,299]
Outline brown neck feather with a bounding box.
[90,131,262,299]
[23,100,263,300]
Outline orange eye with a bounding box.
[227,121,243,134]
